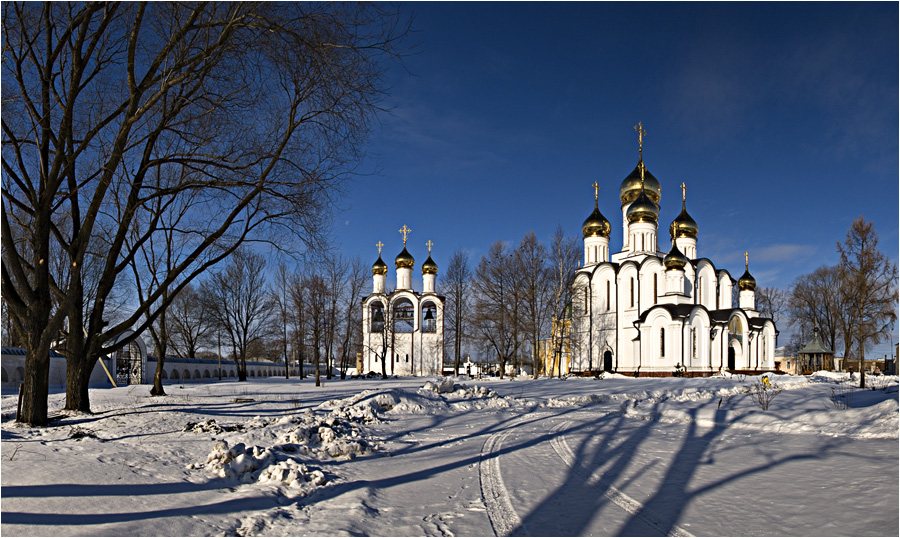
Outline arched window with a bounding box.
[606,281,611,311]
[698,277,703,303]
[653,274,658,303]
[393,298,415,333]
[422,301,437,333]
[370,302,386,333]
[692,329,697,358]
[630,278,635,308]
[660,328,666,357]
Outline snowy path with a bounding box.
[2,375,898,536]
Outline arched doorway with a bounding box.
[115,340,144,385]
[603,350,613,372]
[728,316,744,371]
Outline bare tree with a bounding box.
[322,254,347,380]
[2,2,407,424]
[837,217,898,388]
[548,226,580,377]
[288,272,309,380]
[443,249,472,375]
[202,249,274,381]
[756,286,787,327]
[338,256,368,379]
[302,272,330,387]
[272,263,294,379]
[789,265,843,360]
[167,284,211,360]
[474,241,516,378]
[517,231,550,379]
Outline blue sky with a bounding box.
[328,2,898,354]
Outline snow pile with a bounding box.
[277,411,373,459]
[315,378,518,416]
[182,418,245,434]
[186,407,379,497]
[319,387,451,416]
[195,439,326,496]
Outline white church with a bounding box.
[570,123,777,377]
[360,226,445,376]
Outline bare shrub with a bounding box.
[747,376,783,411]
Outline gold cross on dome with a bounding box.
[745,251,749,268]
[399,224,411,245]
[681,182,686,203]
[426,240,434,254]
[634,121,646,153]
[376,241,383,255]
[592,181,600,201]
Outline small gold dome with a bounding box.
[582,202,611,238]
[619,158,661,205]
[372,255,388,275]
[395,246,415,269]
[663,243,689,270]
[422,255,438,275]
[738,267,757,291]
[669,202,699,239]
[626,189,659,224]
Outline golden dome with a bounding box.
[372,255,388,276]
[582,201,611,238]
[663,243,689,270]
[738,267,757,291]
[619,158,661,205]
[669,202,699,239]
[626,188,659,224]
[395,246,415,269]
[422,255,438,275]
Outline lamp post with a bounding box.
[217,329,222,380]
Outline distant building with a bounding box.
[798,326,835,372]
[570,124,778,377]
[361,226,444,376]
[775,343,801,375]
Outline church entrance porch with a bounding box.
[603,351,613,373]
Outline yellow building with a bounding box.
[538,316,572,376]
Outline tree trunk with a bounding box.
[314,346,321,387]
[19,345,51,425]
[151,357,167,396]
[237,355,247,381]
[69,355,96,412]
[858,339,866,389]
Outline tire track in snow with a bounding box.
[479,429,524,536]
[550,421,693,538]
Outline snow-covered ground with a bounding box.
[2,372,897,536]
